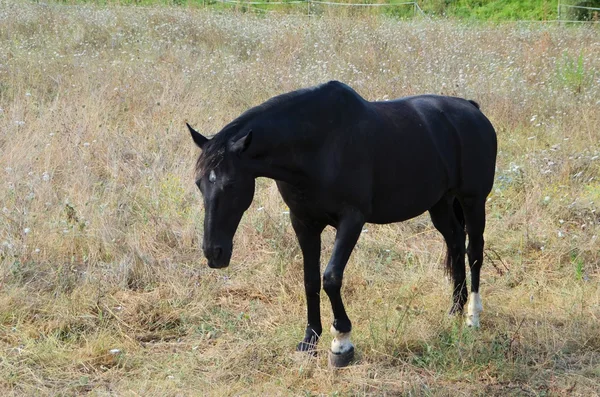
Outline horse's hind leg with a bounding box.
[429,196,467,315]
[461,196,486,327]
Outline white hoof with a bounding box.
[465,292,483,327]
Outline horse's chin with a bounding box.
[207,252,232,269]
[208,260,230,269]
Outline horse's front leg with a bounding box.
[322,209,365,367]
[290,213,326,354]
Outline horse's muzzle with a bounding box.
[207,259,230,269]
[204,245,232,269]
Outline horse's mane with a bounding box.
[195,85,320,178]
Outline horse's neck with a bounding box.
[245,130,318,186]
[244,99,349,185]
[246,151,311,186]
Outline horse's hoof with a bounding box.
[328,346,355,368]
[465,315,480,328]
[448,305,464,316]
[296,341,318,356]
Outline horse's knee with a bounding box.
[467,236,484,267]
[322,270,342,294]
[468,234,484,250]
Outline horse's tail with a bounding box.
[444,197,466,276]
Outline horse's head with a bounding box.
[188,123,255,269]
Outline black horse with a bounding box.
[188,81,497,367]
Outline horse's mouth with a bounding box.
[207,251,232,269]
[204,244,232,269]
[207,260,230,269]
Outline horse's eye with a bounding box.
[209,170,217,183]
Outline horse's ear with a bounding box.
[230,130,252,154]
[187,123,208,148]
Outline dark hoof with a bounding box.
[296,340,318,356]
[448,305,464,316]
[328,346,355,368]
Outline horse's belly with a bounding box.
[368,202,435,224]
[367,183,446,224]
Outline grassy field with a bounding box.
[1,1,600,395]
[40,0,600,21]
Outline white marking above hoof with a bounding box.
[330,325,353,354]
[465,292,483,327]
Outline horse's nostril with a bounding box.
[213,247,223,260]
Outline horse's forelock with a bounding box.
[195,145,225,179]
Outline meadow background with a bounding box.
[1,0,599,395]
[42,0,600,21]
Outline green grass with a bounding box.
[426,0,559,20]
[44,0,570,20]
[556,50,595,94]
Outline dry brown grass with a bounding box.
[1,1,599,395]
